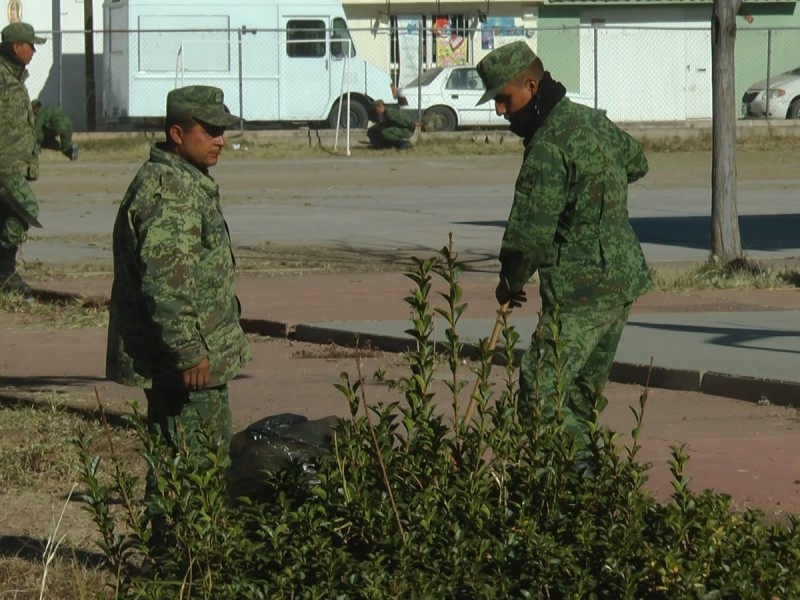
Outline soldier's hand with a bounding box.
[183,357,211,391]
[495,281,527,308]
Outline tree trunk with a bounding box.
[711,0,743,261]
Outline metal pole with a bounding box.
[765,29,772,122]
[83,0,96,131]
[593,25,599,110]
[417,19,423,125]
[57,30,63,110]
[238,27,244,132]
[346,42,351,156]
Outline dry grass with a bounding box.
[651,259,800,291]
[67,128,800,163]
[0,291,108,330]
[0,392,140,600]
[0,388,143,600]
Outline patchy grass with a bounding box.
[68,128,800,163]
[0,291,108,329]
[651,259,800,291]
[0,392,140,600]
[291,341,386,359]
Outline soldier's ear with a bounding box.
[168,124,184,147]
[525,77,538,98]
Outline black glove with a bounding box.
[495,281,527,309]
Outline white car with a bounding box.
[396,65,595,131]
[741,66,800,119]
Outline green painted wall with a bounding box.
[536,7,582,92]
[736,3,800,114]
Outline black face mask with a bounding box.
[506,72,568,140]
[507,95,539,139]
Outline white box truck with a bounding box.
[102,0,392,128]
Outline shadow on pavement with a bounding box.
[453,213,800,252]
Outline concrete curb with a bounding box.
[241,318,800,408]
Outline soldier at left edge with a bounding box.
[0,22,45,296]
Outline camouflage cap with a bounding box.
[166,85,239,128]
[2,22,46,45]
[476,41,537,105]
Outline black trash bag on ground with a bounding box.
[227,413,341,500]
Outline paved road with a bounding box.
[26,157,800,265]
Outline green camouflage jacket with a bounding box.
[34,104,72,143]
[384,106,416,132]
[106,144,251,389]
[0,54,38,180]
[500,98,652,308]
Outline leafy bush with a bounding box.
[76,241,800,599]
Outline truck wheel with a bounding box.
[328,99,369,129]
[423,106,457,132]
[787,99,800,120]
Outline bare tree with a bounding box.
[711,0,744,261]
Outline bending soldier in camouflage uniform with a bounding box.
[476,42,652,449]
[367,99,416,150]
[0,22,45,295]
[32,100,78,161]
[106,86,251,532]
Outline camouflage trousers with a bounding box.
[145,384,232,452]
[518,301,632,446]
[144,385,232,546]
[41,125,73,154]
[0,175,39,249]
[367,124,412,148]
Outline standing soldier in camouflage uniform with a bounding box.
[0,22,45,295]
[32,100,79,161]
[476,42,652,449]
[367,99,416,150]
[106,86,251,515]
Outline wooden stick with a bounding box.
[463,303,509,424]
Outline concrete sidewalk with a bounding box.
[279,311,800,407]
[31,271,800,406]
[227,271,800,406]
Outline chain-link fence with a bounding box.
[34,25,800,132]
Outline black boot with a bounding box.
[0,246,31,296]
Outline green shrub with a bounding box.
[76,240,800,599]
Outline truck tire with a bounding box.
[423,106,457,132]
[328,99,369,130]
[787,99,800,120]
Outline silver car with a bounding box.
[741,66,800,119]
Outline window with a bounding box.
[331,17,356,59]
[446,68,482,90]
[286,20,325,58]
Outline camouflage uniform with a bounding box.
[106,86,251,451]
[33,103,76,158]
[477,42,652,442]
[367,101,416,149]
[0,22,43,271]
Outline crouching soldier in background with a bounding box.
[32,100,78,161]
[367,99,416,150]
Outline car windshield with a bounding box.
[404,68,443,88]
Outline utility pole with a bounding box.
[710,0,743,261]
[84,0,96,131]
